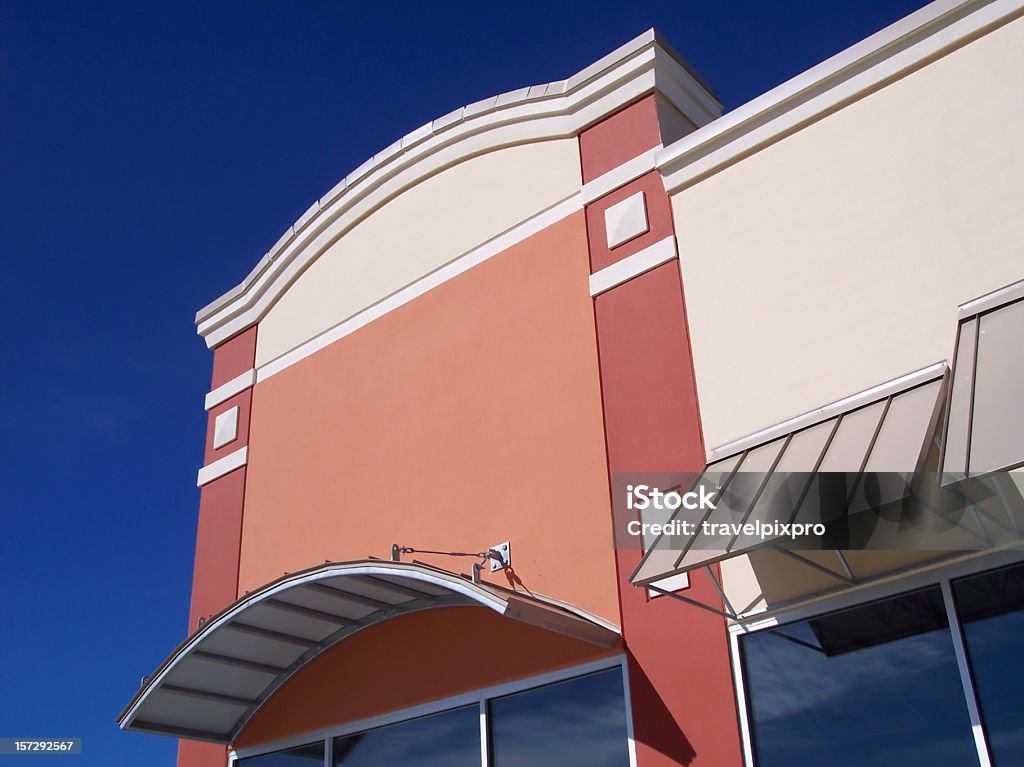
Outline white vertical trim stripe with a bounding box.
[620,659,640,767]
[478,700,489,767]
[941,579,994,767]
[729,628,756,767]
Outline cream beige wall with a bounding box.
[672,15,1024,452]
[256,139,581,367]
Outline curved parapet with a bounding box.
[194,29,720,354]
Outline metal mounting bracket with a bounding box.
[488,541,511,572]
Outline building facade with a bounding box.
[121,1,1024,765]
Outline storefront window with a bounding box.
[739,587,978,767]
[236,665,630,767]
[332,705,479,766]
[953,562,1024,766]
[238,742,325,766]
[488,668,630,767]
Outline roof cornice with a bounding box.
[195,29,721,348]
[657,0,1024,193]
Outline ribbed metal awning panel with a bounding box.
[631,365,948,586]
[119,561,619,743]
[942,279,1024,481]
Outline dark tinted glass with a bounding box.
[740,587,978,767]
[332,705,479,766]
[954,562,1024,766]
[239,742,325,767]
[489,668,629,767]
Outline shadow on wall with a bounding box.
[627,651,697,765]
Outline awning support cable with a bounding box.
[393,546,489,559]
[390,543,512,583]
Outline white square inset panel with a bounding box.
[604,191,649,249]
[213,406,239,449]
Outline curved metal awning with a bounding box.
[119,560,619,743]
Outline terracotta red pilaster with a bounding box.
[581,96,744,767]
[179,326,256,767]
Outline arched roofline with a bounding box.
[194,29,720,348]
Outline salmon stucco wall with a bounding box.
[239,211,622,625]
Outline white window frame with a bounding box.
[728,548,1024,767]
[230,655,637,767]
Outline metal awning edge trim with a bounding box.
[957,277,1024,320]
[118,562,502,736]
[706,362,948,463]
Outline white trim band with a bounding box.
[197,446,248,487]
[657,0,1023,193]
[589,236,678,296]
[204,369,256,410]
[580,145,661,205]
[256,193,583,382]
[228,146,683,383]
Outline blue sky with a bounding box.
[0,1,929,763]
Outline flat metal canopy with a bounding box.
[119,560,619,744]
[630,365,950,589]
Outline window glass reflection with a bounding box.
[740,587,978,767]
[954,562,1024,766]
[332,705,479,767]
[238,742,325,767]
[489,668,629,767]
